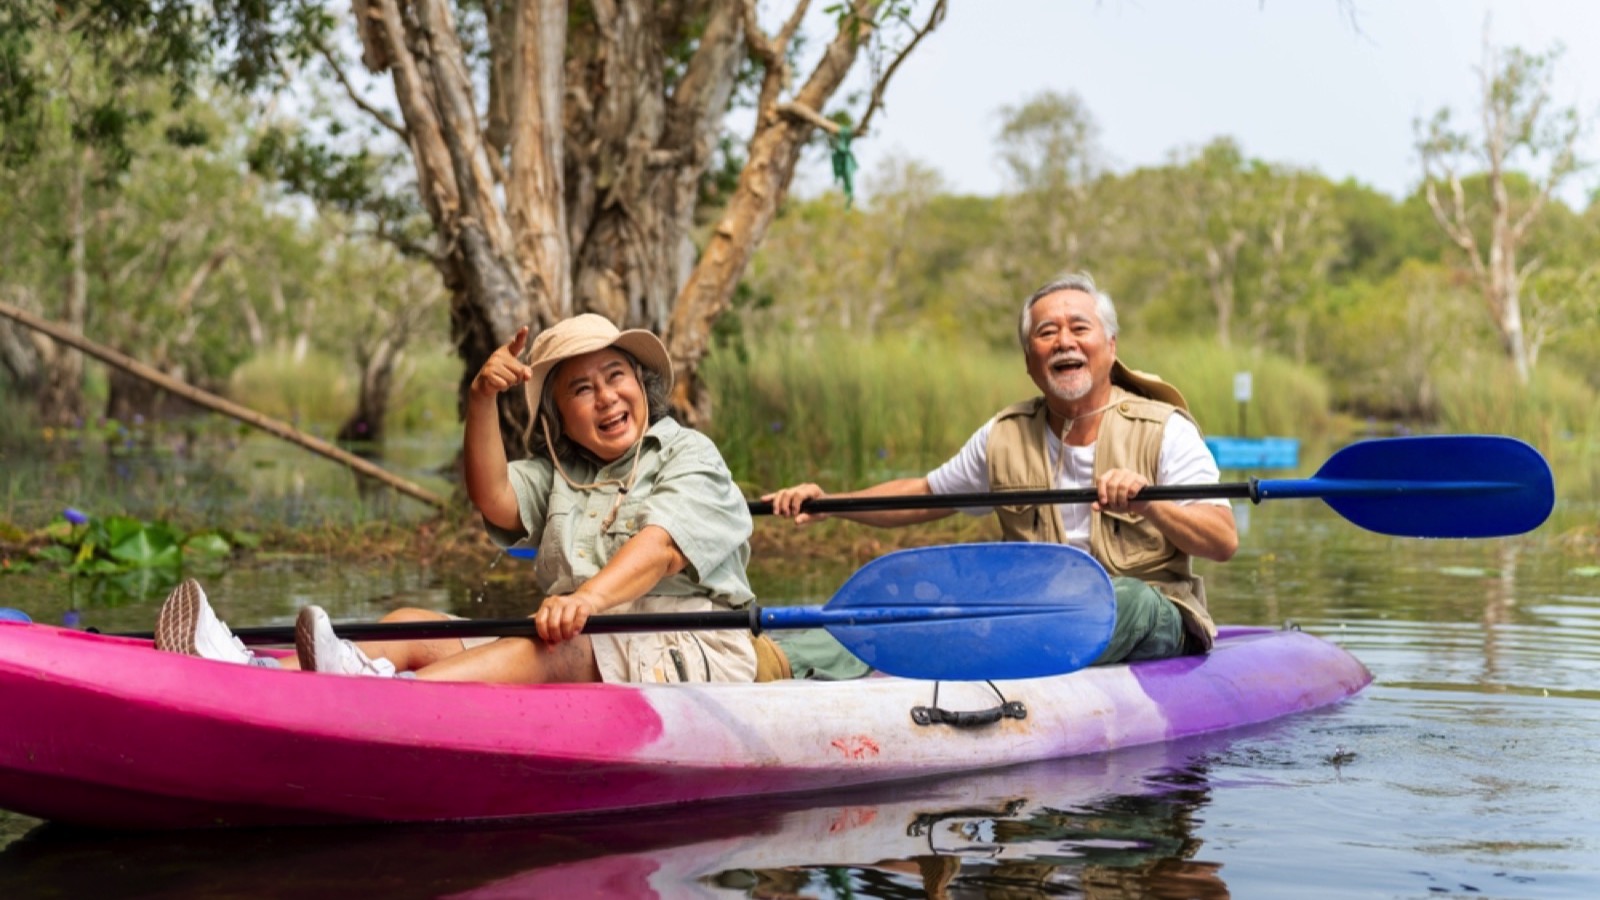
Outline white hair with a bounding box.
[1016,272,1120,348]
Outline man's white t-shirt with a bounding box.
[925,413,1228,553]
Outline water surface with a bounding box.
[1,443,1597,898]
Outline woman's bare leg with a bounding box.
[352,608,479,672]
[414,632,601,684]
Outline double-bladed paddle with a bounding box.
[97,543,1116,682]
[748,435,1554,539]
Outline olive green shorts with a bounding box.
[1090,577,1194,666]
[773,628,872,681]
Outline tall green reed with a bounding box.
[702,331,1033,493]
[228,344,458,437]
[1127,337,1337,439]
[1435,356,1598,450]
[701,331,1337,492]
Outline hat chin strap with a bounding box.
[541,415,647,530]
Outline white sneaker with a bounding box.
[155,578,254,665]
[295,606,395,677]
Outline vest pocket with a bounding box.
[1100,510,1167,569]
[995,505,1043,541]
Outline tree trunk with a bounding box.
[0,314,41,393]
[107,368,188,424]
[1416,33,1578,387]
[344,0,932,448]
[338,336,401,446]
[35,148,91,428]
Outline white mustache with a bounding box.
[1049,352,1087,367]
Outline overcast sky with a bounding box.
[785,0,1600,207]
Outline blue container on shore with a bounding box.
[1205,436,1300,470]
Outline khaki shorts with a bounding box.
[451,600,758,684]
[590,628,757,684]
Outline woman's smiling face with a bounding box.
[552,348,648,462]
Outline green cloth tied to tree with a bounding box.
[829,125,858,208]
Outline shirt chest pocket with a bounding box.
[601,495,649,554]
[534,494,578,584]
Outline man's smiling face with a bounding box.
[1023,288,1116,407]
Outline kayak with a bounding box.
[0,619,1370,829]
[0,730,1263,896]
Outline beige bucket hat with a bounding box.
[525,313,673,411]
[1111,359,1189,411]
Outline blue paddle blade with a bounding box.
[1257,435,1554,538]
[791,543,1115,681]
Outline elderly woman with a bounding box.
[156,314,758,685]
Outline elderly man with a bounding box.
[765,272,1237,665]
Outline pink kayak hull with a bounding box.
[0,621,1370,829]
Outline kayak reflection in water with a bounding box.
[154,314,764,685]
[764,272,1239,667]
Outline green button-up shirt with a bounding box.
[487,417,754,610]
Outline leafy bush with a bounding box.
[29,509,250,577]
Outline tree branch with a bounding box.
[743,0,809,115]
[370,0,461,226]
[0,300,447,510]
[776,100,843,134]
[314,34,408,140]
[857,0,947,135]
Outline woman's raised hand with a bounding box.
[471,326,534,398]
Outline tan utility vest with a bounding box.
[985,386,1217,648]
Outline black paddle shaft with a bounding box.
[746,482,1261,516]
[113,607,766,646]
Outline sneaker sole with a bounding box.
[154,579,203,656]
[295,607,319,672]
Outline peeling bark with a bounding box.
[341,0,939,444]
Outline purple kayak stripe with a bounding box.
[1131,628,1373,740]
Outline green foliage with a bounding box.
[389,346,463,436]
[226,340,458,437]
[1,0,315,175]
[1326,179,1443,281]
[1123,336,1335,440]
[1434,357,1599,447]
[702,329,1032,493]
[1303,261,1478,420]
[25,510,241,579]
[18,509,248,606]
[228,350,354,427]
[745,164,1009,345]
[248,126,422,228]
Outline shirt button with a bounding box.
[589,510,597,518]
[577,550,586,559]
